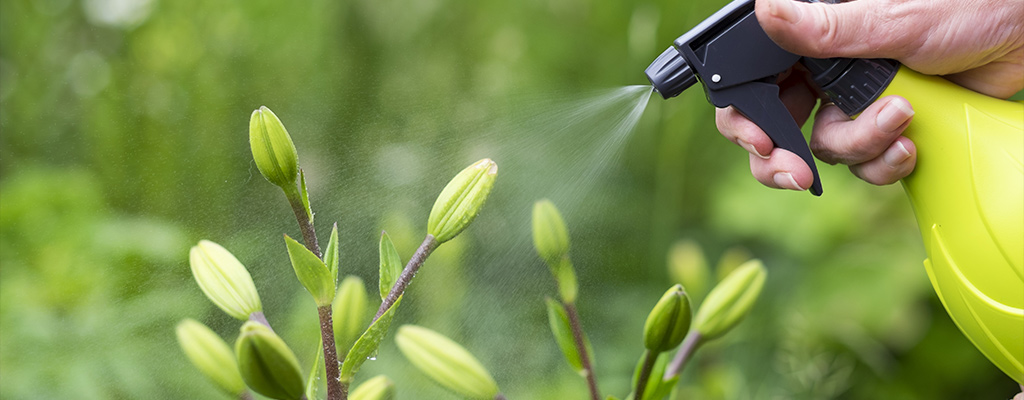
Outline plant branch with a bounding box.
[634,350,657,400]
[318,305,343,400]
[239,391,254,400]
[248,311,273,332]
[494,394,508,400]
[563,302,600,400]
[374,234,439,322]
[284,187,321,259]
[664,331,702,380]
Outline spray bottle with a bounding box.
[645,0,1023,384]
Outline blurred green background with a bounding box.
[0,0,1016,399]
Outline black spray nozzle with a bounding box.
[646,47,696,99]
[645,0,898,196]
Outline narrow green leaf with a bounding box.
[304,339,324,400]
[340,296,403,382]
[284,235,336,307]
[378,231,402,301]
[299,169,313,223]
[630,352,671,400]
[545,298,585,373]
[325,223,340,284]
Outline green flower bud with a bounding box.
[249,106,299,188]
[332,275,369,353]
[643,284,692,353]
[284,235,335,307]
[427,159,498,243]
[350,375,396,400]
[715,246,752,283]
[175,319,246,395]
[395,325,499,399]
[668,239,709,303]
[532,199,570,265]
[189,240,262,320]
[235,321,304,400]
[694,259,767,340]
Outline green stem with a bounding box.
[664,331,702,380]
[634,350,657,400]
[563,302,600,400]
[284,187,321,259]
[373,234,439,322]
[318,306,343,400]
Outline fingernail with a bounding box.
[769,0,802,24]
[876,98,914,133]
[773,172,806,191]
[738,139,769,159]
[882,140,912,167]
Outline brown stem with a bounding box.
[248,311,273,332]
[563,302,600,400]
[318,306,343,400]
[664,331,702,380]
[239,391,254,400]
[494,394,508,400]
[634,350,657,400]
[284,187,321,259]
[373,235,439,322]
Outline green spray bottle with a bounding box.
[645,0,1023,383]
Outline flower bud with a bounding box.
[395,325,499,399]
[350,375,396,400]
[284,235,335,307]
[175,319,246,396]
[694,259,767,340]
[715,246,752,283]
[427,159,498,243]
[189,240,262,320]
[235,321,304,400]
[532,199,570,266]
[668,239,709,303]
[332,275,369,353]
[643,284,692,353]
[249,106,299,188]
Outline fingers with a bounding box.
[716,107,773,159]
[754,0,915,59]
[749,148,816,191]
[810,96,914,165]
[849,136,917,185]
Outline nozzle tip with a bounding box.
[645,47,696,99]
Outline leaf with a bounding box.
[305,339,324,400]
[284,235,336,307]
[378,231,402,301]
[325,223,340,284]
[340,296,403,382]
[629,352,675,400]
[299,168,313,223]
[545,298,590,373]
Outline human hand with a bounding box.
[716,0,1024,191]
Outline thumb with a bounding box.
[755,0,911,59]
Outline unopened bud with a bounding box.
[189,240,262,320]
[668,239,709,303]
[284,235,335,307]
[643,284,692,353]
[532,199,570,265]
[333,275,369,353]
[235,321,304,400]
[350,375,396,400]
[694,259,767,340]
[175,319,246,395]
[249,106,299,188]
[395,325,499,399]
[427,159,498,243]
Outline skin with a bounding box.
[717,0,1024,190]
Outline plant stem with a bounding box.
[562,302,600,400]
[634,350,657,400]
[373,234,439,322]
[318,305,343,400]
[239,391,254,400]
[494,394,508,400]
[249,311,273,331]
[284,187,321,259]
[630,351,655,400]
[664,331,702,380]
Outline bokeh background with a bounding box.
[1,0,1019,399]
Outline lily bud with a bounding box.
[643,284,692,353]
[668,239,709,303]
[532,199,570,266]
[694,259,767,340]
[284,235,335,307]
[189,240,262,320]
[350,375,396,400]
[235,321,304,400]
[427,159,498,243]
[249,106,299,189]
[175,319,246,396]
[332,275,369,353]
[395,325,500,399]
